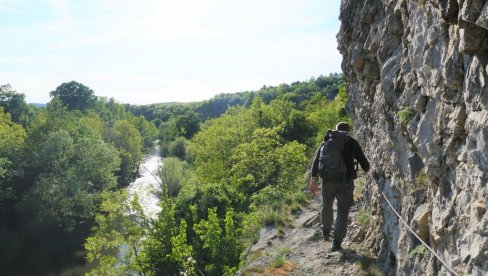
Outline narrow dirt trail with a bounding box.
[239,195,378,275]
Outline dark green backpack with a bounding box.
[318,130,348,181]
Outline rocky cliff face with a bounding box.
[338,0,488,275]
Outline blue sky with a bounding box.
[0,0,342,104]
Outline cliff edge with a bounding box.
[338,0,488,275]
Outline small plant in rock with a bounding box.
[277,247,293,255]
[415,169,428,189]
[357,209,372,225]
[277,226,285,239]
[263,208,286,227]
[290,202,302,214]
[273,256,287,268]
[247,250,270,263]
[242,265,265,275]
[285,192,307,205]
[357,257,384,276]
[354,174,366,201]
[410,244,427,256]
[398,107,417,125]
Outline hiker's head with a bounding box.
[335,122,350,132]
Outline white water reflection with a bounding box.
[127,145,162,219]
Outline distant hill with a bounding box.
[30,103,47,108]
[127,74,344,123]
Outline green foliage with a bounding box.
[415,169,428,189]
[2,75,349,274]
[168,136,188,160]
[273,256,287,268]
[160,157,189,198]
[231,128,282,193]
[0,108,26,201]
[1,81,159,273]
[357,209,372,226]
[278,247,293,255]
[126,74,344,125]
[398,107,417,125]
[85,191,149,275]
[30,131,121,229]
[0,84,31,125]
[410,244,427,256]
[49,81,96,111]
[129,115,159,149]
[142,199,195,275]
[107,120,143,184]
[354,174,367,201]
[194,207,241,275]
[191,107,256,184]
[230,128,307,197]
[263,207,286,227]
[174,111,200,139]
[336,82,349,104]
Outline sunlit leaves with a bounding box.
[107,120,143,184]
[0,108,26,200]
[85,191,149,276]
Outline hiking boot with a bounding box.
[331,240,342,252]
[322,231,330,241]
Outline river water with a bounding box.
[127,145,163,219]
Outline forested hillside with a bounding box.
[0,74,347,275]
[0,81,158,275]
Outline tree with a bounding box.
[128,115,158,149]
[0,108,26,202]
[194,207,241,275]
[0,84,29,125]
[85,191,150,276]
[175,112,200,139]
[142,199,195,275]
[168,137,187,160]
[30,131,121,229]
[49,81,96,111]
[107,120,143,185]
[190,107,257,184]
[160,157,189,198]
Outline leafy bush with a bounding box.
[160,157,189,197]
[168,136,187,160]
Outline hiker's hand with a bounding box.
[309,178,320,194]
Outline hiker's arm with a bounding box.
[311,147,320,178]
[351,139,370,173]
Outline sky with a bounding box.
[0,0,342,105]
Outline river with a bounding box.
[127,144,163,219]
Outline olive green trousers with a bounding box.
[321,179,354,243]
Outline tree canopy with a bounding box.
[49,81,97,111]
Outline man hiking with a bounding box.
[309,122,370,252]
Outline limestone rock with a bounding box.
[338,0,488,274]
[411,203,430,243]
